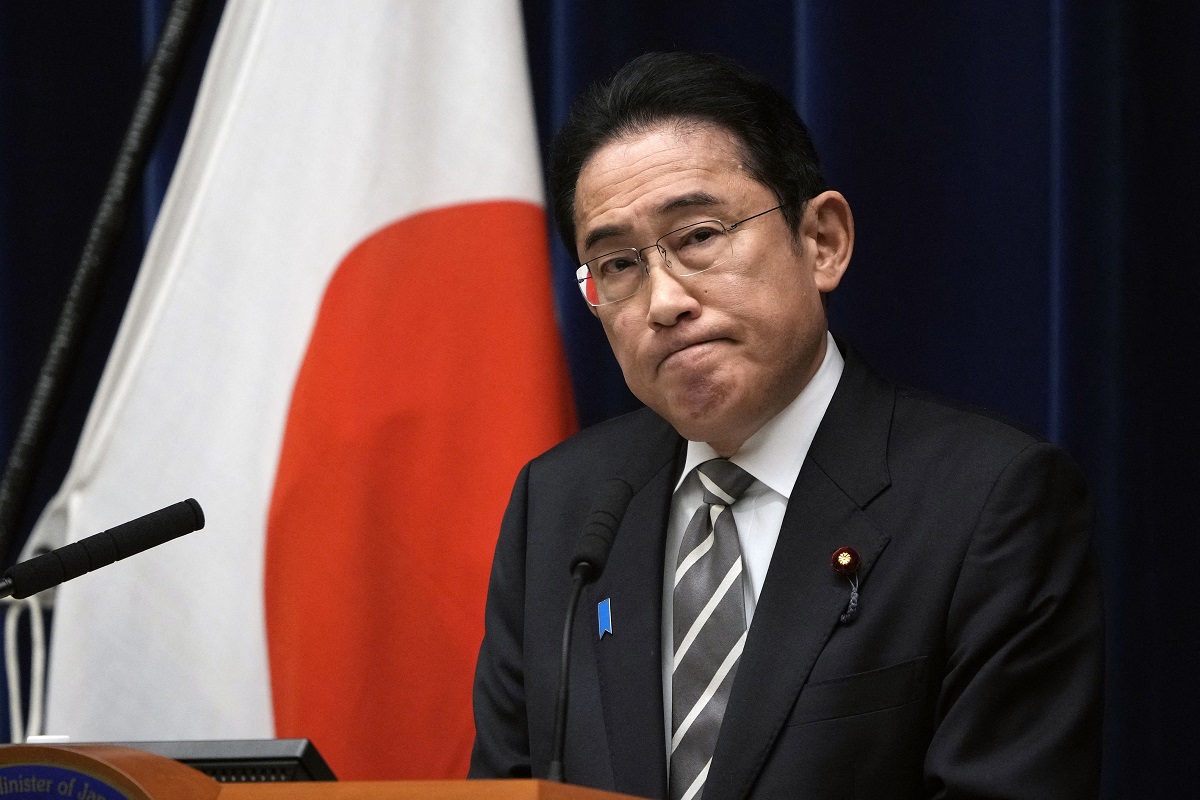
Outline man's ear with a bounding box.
[804,190,854,292]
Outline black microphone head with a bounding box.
[569,477,634,582]
[184,497,205,530]
[109,497,205,560]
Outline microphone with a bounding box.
[0,499,205,599]
[548,478,634,783]
[569,478,633,582]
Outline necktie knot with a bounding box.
[695,459,755,507]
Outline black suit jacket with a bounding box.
[470,346,1103,799]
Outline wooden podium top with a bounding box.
[0,745,648,800]
[218,779,645,799]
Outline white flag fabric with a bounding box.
[26,0,574,779]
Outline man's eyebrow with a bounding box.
[657,192,721,215]
[580,193,724,254]
[583,224,629,253]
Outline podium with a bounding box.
[0,745,646,800]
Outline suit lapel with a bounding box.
[704,346,897,800]
[590,427,682,799]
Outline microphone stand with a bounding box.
[0,0,208,567]
[547,477,634,783]
[547,563,591,783]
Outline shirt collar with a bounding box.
[677,332,844,498]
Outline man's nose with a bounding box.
[643,246,698,327]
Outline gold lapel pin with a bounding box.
[831,547,860,623]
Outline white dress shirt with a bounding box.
[661,332,844,760]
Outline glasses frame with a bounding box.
[575,205,783,307]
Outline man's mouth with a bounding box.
[659,338,725,370]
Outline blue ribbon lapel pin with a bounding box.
[598,598,612,639]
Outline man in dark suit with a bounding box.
[469,52,1102,799]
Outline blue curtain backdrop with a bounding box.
[1,2,1196,795]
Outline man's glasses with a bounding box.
[575,206,783,307]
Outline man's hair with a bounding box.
[548,51,828,262]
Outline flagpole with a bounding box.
[0,0,209,566]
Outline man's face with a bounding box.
[573,123,850,455]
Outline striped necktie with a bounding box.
[670,458,755,800]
